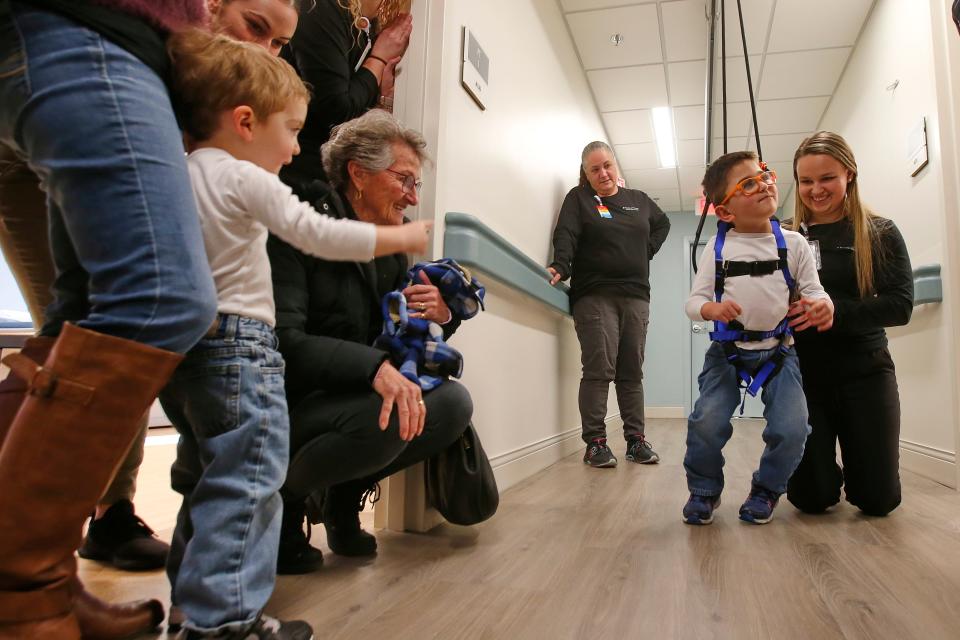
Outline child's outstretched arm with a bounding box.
[372,220,433,257]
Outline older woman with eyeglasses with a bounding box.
[267,110,472,574]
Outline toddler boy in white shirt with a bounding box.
[158,30,431,639]
[682,151,833,527]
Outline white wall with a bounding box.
[928,0,960,491]
[818,0,958,486]
[418,0,610,488]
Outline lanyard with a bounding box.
[354,18,373,72]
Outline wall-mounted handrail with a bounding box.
[913,264,942,305]
[443,212,571,315]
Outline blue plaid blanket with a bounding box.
[373,259,485,390]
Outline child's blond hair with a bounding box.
[168,29,311,141]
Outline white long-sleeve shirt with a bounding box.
[188,148,376,327]
[686,227,830,349]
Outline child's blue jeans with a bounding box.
[684,342,811,497]
[159,315,289,634]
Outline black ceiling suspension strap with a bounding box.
[693,0,719,275]
[692,0,764,274]
[721,0,728,154]
[737,0,762,161]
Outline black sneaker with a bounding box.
[277,499,324,575]
[583,438,617,468]
[78,499,169,571]
[323,481,379,557]
[625,435,660,464]
[178,614,313,639]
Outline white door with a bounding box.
[688,240,764,418]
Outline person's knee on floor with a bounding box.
[849,489,901,517]
[787,490,840,514]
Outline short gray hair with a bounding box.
[321,110,429,190]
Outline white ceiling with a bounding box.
[561,0,875,213]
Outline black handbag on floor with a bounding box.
[425,422,499,525]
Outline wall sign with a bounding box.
[461,27,489,110]
[908,117,929,177]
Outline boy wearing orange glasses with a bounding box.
[682,151,833,526]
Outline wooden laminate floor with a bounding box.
[81,419,960,640]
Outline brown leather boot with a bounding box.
[0,335,54,443]
[0,336,166,639]
[0,324,182,638]
[73,588,164,640]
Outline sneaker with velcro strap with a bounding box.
[682,493,721,525]
[738,485,780,525]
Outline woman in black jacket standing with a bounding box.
[268,110,472,574]
[548,141,671,469]
[786,131,913,517]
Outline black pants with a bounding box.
[282,380,473,499]
[787,347,902,516]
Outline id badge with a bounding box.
[808,239,822,270]
[597,205,612,219]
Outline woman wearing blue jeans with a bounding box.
[0,2,217,637]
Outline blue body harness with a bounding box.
[709,219,797,399]
[373,259,485,391]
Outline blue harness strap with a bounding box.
[373,259,486,390]
[708,220,796,402]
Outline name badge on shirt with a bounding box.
[597,205,612,219]
[808,239,822,270]
[623,206,639,211]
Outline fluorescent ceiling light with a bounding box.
[652,107,676,168]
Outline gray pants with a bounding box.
[573,295,650,444]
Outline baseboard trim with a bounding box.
[646,406,685,419]
[900,439,957,488]
[491,415,625,491]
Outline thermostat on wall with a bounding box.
[461,26,488,110]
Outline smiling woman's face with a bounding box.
[795,152,852,223]
[359,142,421,226]
[208,0,299,57]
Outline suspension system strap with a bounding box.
[770,218,796,297]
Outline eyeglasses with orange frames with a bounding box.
[719,169,777,206]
